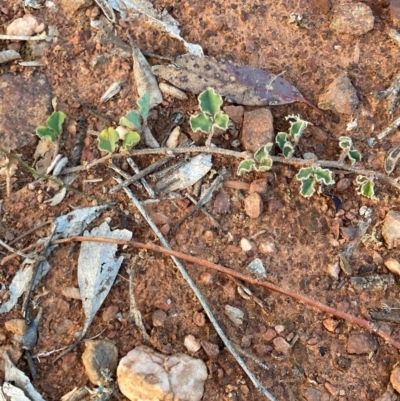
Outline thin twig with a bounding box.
[51,236,400,352]
[110,157,173,193]
[0,32,48,41]
[0,238,45,261]
[8,221,52,246]
[377,117,400,140]
[112,177,278,401]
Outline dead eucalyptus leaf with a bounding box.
[152,55,317,108]
[78,222,132,337]
[384,144,400,175]
[0,50,21,64]
[131,41,163,108]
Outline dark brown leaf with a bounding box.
[152,55,318,109]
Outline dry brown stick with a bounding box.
[49,236,400,351]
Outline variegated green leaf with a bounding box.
[282,142,295,158]
[237,159,256,175]
[339,136,352,149]
[256,158,273,171]
[190,113,213,133]
[46,111,66,137]
[213,111,229,130]
[254,143,273,163]
[314,167,334,185]
[98,127,119,152]
[299,178,316,198]
[286,114,309,142]
[121,131,141,150]
[198,88,223,116]
[137,91,150,120]
[275,132,288,150]
[348,149,362,164]
[120,110,141,130]
[296,167,314,181]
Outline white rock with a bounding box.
[225,305,244,326]
[246,258,266,280]
[258,239,276,254]
[7,15,41,36]
[184,335,201,353]
[240,238,252,252]
[327,261,340,280]
[384,258,400,276]
[117,345,207,401]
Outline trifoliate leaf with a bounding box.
[296,167,314,181]
[348,149,362,164]
[275,132,288,150]
[314,167,334,185]
[46,111,66,137]
[190,113,213,133]
[121,131,141,150]
[237,159,256,175]
[282,142,295,158]
[213,111,229,130]
[198,88,223,116]
[299,178,316,198]
[120,110,141,130]
[137,91,150,120]
[256,158,273,171]
[254,143,273,163]
[36,126,58,142]
[98,127,119,152]
[339,136,352,149]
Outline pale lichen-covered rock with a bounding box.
[117,345,207,401]
[382,210,400,249]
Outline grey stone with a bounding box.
[82,339,118,385]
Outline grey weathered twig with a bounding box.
[372,72,400,114]
[0,32,48,41]
[172,169,227,232]
[0,239,45,262]
[127,261,150,343]
[114,176,279,401]
[377,117,400,140]
[126,157,156,198]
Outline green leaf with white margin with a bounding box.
[256,158,273,171]
[355,175,368,185]
[314,167,334,185]
[36,126,58,142]
[286,114,309,142]
[339,136,352,149]
[46,111,66,137]
[275,132,288,150]
[137,91,150,120]
[190,113,213,133]
[282,142,295,158]
[299,178,316,198]
[198,88,223,116]
[358,180,377,200]
[296,167,314,181]
[237,159,256,175]
[348,149,362,164]
[98,127,119,152]
[254,143,273,163]
[213,111,229,130]
[120,110,141,130]
[121,131,141,150]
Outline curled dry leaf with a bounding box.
[152,55,316,108]
[385,144,400,175]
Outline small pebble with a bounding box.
[391,365,400,393]
[240,238,253,252]
[326,261,340,280]
[330,3,374,36]
[382,211,400,249]
[225,305,244,326]
[241,108,274,152]
[262,328,277,342]
[193,312,206,327]
[61,287,81,300]
[102,305,119,322]
[258,239,276,254]
[184,335,201,353]
[5,319,27,336]
[273,336,291,354]
[152,309,167,327]
[323,318,339,332]
[244,193,263,219]
[249,178,267,194]
[324,382,340,397]
[274,325,285,334]
[201,340,220,359]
